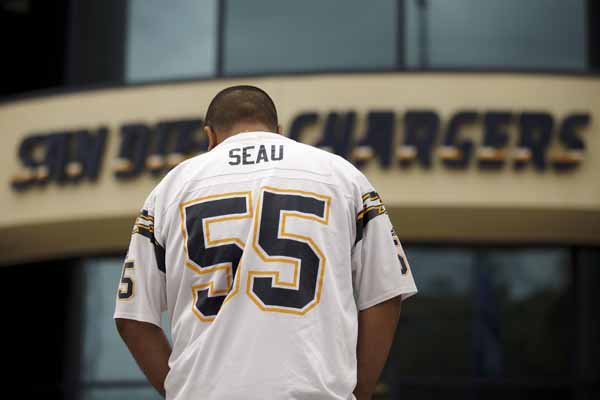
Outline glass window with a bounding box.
[69,246,595,398]
[78,258,170,398]
[386,247,474,379]
[405,0,586,70]
[81,387,162,400]
[125,0,217,82]
[80,258,145,382]
[481,248,571,378]
[575,248,600,393]
[383,246,571,397]
[224,0,397,75]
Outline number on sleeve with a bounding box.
[118,260,135,300]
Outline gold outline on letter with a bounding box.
[247,186,330,315]
[179,191,253,322]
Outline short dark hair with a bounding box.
[204,85,278,133]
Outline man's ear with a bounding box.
[204,126,217,151]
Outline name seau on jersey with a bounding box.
[228,144,284,165]
[114,131,418,400]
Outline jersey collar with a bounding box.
[219,131,286,145]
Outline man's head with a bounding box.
[203,85,279,150]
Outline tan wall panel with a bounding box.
[0,73,599,264]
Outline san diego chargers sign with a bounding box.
[10,109,590,191]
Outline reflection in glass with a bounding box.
[80,258,170,386]
[81,387,163,400]
[75,244,578,399]
[224,0,396,75]
[388,247,474,378]
[81,258,146,382]
[384,246,571,397]
[479,248,571,378]
[126,0,217,82]
[405,0,586,70]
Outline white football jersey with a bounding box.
[114,131,417,400]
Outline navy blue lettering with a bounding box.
[256,145,268,163]
[515,112,553,171]
[352,111,394,169]
[442,111,477,169]
[115,123,152,179]
[479,111,512,170]
[401,111,439,168]
[316,112,355,158]
[242,146,255,165]
[229,148,241,165]
[289,112,319,142]
[553,113,589,171]
[559,114,588,151]
[271,145,284,161]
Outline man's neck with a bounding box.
[218,124,277,144]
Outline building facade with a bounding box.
[1,1,599,399]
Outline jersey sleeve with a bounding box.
[113,191,167,327]
[351,174,417,310]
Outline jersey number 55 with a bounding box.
[180,187,330,322]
